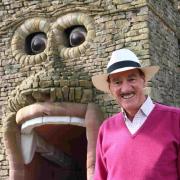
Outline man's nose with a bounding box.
[120,80,132,93]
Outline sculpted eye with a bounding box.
[53,12,95,58]
[25,32,47,55]
[11,18,50,66]
[67,26,87,47]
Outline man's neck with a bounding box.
[125,110,137,121]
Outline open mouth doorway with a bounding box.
[22,123,87,180]
[4,102,103,180]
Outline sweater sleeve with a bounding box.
[93,126,107,180]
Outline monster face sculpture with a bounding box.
[2,11,105,180]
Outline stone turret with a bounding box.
[0,0,179,179]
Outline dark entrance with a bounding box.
[24,125,87,180]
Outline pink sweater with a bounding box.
[94,104,180,180]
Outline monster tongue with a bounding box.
[21,116,84,166]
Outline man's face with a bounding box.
[109,69,146,117]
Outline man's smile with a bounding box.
[120,92,135,100]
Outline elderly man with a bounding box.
[92,49,180,180]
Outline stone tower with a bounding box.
[0,0,179,179]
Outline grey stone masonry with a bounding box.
[0,0,179,178]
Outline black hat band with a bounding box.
[107,60,141,73]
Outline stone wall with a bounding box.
[0,0,179,179]
[148,0,180,106]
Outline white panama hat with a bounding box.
[92,48,159,93]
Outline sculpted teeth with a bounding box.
[21,116,85,164]
[21,116,85,134]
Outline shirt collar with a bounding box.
[122,96,155,120]
[140,96,154,116]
